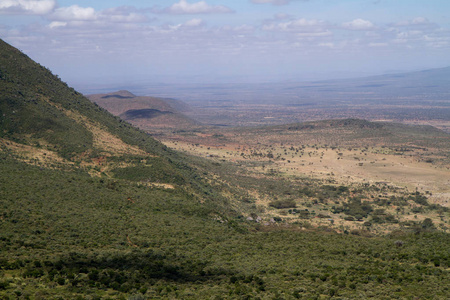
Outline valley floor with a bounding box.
[157,120,450,234]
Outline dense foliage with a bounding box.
[1,156,449,299]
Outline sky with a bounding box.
[1,0,450,89]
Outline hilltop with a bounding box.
[1,39,449,299]
[87,90,197,132]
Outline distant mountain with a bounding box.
[87,90,197,131]
[263,66,450,106]
[302,66,450,95]
[102,66,450,107]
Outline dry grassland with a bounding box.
[63,109,148,157]
[0,138,71,167]
[163,140,449,204]
[0,103,158,179]
[160,124,449,233]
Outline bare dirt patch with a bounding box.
[0,138,71,167]
[64,110,148,156]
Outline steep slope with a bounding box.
[0,40,206,186]
[0,42,167,158]
[87,90,197,131]
[0,38,240,224]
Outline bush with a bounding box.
[269,199,296,209]
[0,280,10,290]
[340,198,373,220]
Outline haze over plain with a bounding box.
[1,0,450,92]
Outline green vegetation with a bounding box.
[110,157,186,185]
[269,199,297,209]
[1,39,450,298]
[1,155,450,299]
[0,39,167,159]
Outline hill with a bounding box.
[1,39,450,299]
[87,91,197,131]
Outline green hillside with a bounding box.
[1,39,450,299]
[0,39,217,191]
[0,40,170,158]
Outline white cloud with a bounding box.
[262,18,325,32]
[318,42,334,48]
[48,21,66,29]
[423,33,450,48]
[184,18,203,27]
[162,0,233,14]
[0,0,56,15]
[297,31,332,37]
[101,7,148,23]
[3,2,449,85]
[50,5,96,21]
[106,13,147,23]
[45,5,150,28]
[221,24,255,33]
[394,17,431,27]
[342,19,375,31]
[412,17,429,25]
[392,28,450,49]
[273,13,293,20]
[390,17,438,38]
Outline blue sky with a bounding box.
[1,0,450,89]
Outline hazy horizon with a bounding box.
[2,0,450,90]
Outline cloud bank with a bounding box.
[1,0,449,84]
[342,19,375,31]
[0,0,56,15]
